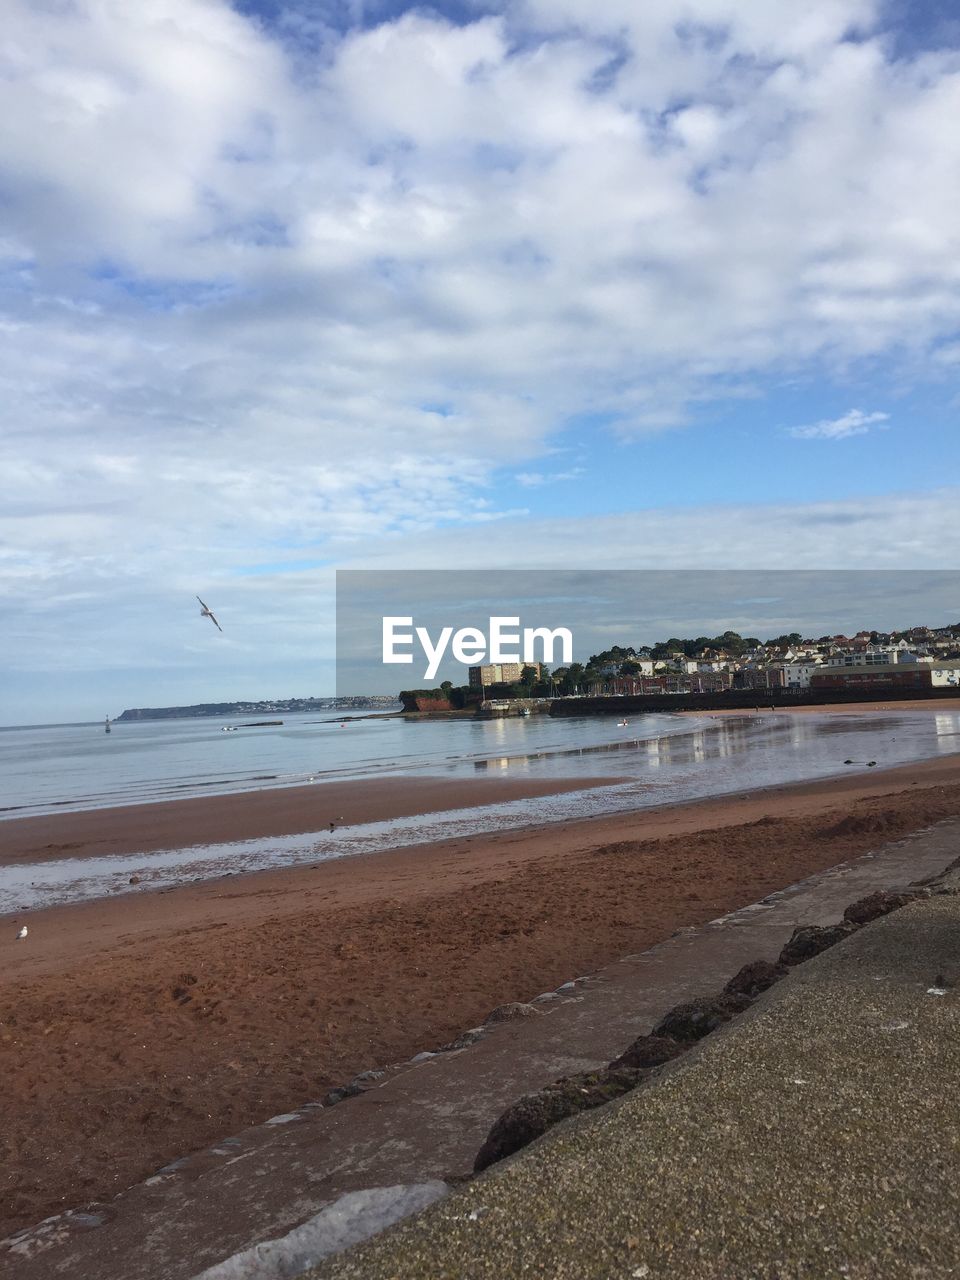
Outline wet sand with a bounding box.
[3,753,960,1238]
[684,696,960,716]
[0,775,612,866]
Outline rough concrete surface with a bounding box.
[311,874,960,1280]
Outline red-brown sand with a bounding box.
[681,696,960,716]
[3,754,960,1237]
[0,775,614,865]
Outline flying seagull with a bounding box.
[16,925,27,941]
[196,596,223,632]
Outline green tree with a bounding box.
[562,662,585,694]
[532,666,552,696]
[765,632,802,648]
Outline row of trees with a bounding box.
[406,665,595,703]
[584,632,764,664]
[590,626,960,663]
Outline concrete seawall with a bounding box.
[549,687,960,716]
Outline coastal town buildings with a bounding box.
[822,642,927,667]
[766,660,823,689]
[433,626,960,706]
[469,662,542,688]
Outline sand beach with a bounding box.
[4,745,960,1237]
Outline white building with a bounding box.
[627,659,656,676]
[824,643,924,668]
[768,661,823,689]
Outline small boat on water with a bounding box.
[617,719,629,727]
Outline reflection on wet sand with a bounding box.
[471,712,897,773]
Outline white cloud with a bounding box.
[1,0,959,705]
[4,483,957,688]
[515,468,584,487]
[341,486,960,572]
[789,408,890,439]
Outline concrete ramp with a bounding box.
[310,861,960,1279]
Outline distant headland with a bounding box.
[115,696,399,722]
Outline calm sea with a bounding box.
[2,706,959,912]
[1,708,706,818]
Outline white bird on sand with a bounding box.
[16,925,28,940]
[196,595,223,632]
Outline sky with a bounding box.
[2,0,960,721]
[337,570,960,693]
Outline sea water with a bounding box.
[2,707,959,911]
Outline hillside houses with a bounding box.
[569,625,960,697]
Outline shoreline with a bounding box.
[3,698,958,868]
[679,696,960,717]
[4,754,960,1235]
[0,774,617,868]
[5,752,960,974]
[3,750,958,966]
[4,695,960,875]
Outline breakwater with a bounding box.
[548,687,960,716]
